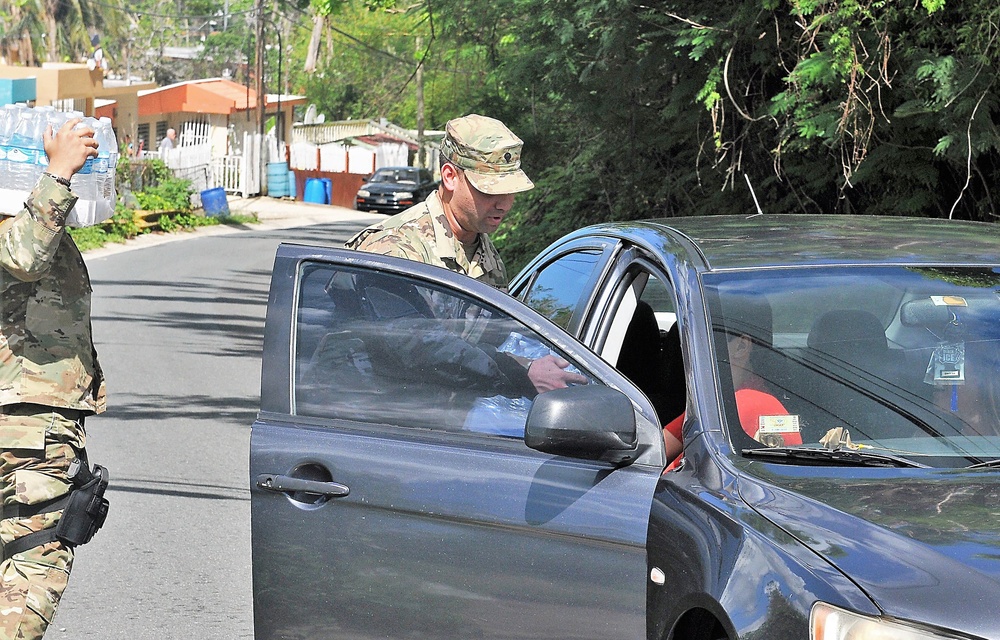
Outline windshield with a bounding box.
[705,266,1000,468]
[370,168,420,185]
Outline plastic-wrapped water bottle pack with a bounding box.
[0,104,118,226]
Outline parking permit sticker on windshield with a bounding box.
[931,295,968,307]
[756,415,800,447]
[925,342,965,385]
[758,415,800,434]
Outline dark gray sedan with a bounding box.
[354,166,437,214]
[251,215,1000,640]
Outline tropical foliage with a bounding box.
[8,0,1000,271]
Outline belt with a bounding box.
[51,407,86,422]
[3,493,72,520]
[0,404,86,422]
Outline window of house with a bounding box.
[137,123,150,152]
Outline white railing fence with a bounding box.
[213,155,244,194]
[132,128,286,199]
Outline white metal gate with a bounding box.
[210,132,263,198]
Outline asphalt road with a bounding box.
[48,213,376,639]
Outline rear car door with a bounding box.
[250,244,666,640]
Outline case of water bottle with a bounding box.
[0,104,118,227]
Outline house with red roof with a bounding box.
[134,77,305,156]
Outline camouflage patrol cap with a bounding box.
[441,114,534,195]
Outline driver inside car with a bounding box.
[663,294,800,469]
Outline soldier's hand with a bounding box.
[526,354,589,393]
[44,118,99,182]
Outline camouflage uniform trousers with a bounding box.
[0,405,85,640]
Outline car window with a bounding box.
[521,250,603,331]
[705,266,1000,467]
[292,261,596,437]
[604,270,686,427]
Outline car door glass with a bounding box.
[293,261,596,437]
[521,250,602,330]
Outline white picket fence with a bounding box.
[288,140,407,174]
[150,124,268,198]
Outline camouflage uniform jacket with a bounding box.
[0,174,106,413]
[345,191,509,291]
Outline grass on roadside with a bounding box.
[68,209,259,252]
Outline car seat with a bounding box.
[617,301,685,423]
[802,309,918,440]
[806,309,906,377]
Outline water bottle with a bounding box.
[69,117,100,203]
[35,107,68,175]
[8,108,44,191]
[96,117,118,203]
[0,105,17,183]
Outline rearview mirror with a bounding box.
[525,385,638,465]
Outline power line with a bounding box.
[87,0,254,22]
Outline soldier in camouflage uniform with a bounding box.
[0,119,103,639]
[346,113,535,292]
[346,113,586,393]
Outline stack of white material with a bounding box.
[0,104,118,227]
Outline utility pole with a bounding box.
[255,0,266,138]
[254,0,267,195]
[416,36,425,168]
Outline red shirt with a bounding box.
[663,388,801,470]
[735,388,802,445]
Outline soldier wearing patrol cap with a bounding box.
[346,113,586,394]
[0,119,106,639]
[346,113,534,291]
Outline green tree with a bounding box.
[1,0,131,66]
[484,0,1000,270]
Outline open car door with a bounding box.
[250,244,666,640]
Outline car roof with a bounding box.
[576,215,1000,271]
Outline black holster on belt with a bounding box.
[2,454,110,562]
[55,457,110,547]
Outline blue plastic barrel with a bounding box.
[200,187,230,217]
[267,162,288,197]
[287,169,297,199]
[322,178,332,205]
[303,178,328,204]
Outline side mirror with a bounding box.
[525,385,638,465]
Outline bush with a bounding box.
[107,205,142,238]
[136,175,194,213]
[67,204,145,250]
[67,225,111,252]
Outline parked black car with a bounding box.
[354,166,437,214]
[252,215,1000,640]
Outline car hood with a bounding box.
[739,464,1000,636]
[361,182,412,194]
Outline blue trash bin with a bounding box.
[321,178,332,206]
[303,178,328,204]
[200,187,230,217]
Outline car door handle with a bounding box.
[256,474,350,498]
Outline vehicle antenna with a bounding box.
[744,173,764,218]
